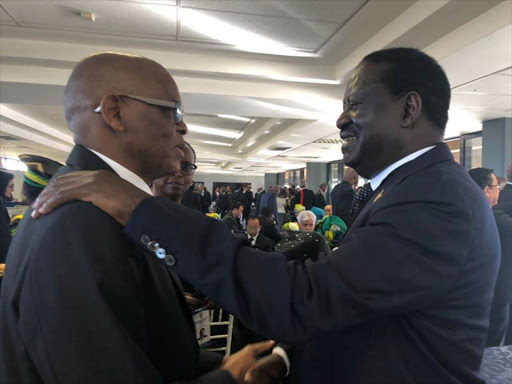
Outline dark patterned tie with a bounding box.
[351,183,374,222]
[249,237,255,246]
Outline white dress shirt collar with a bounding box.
[86,147,153,195]
[247,233,259,245]
[370,146,435,191]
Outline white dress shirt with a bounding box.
[87,147,153,195]
[370,146,435,191]
[247,233,259,246]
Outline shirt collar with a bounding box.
[247,233,259,242]
[370,146,435,191]
[86,147,153,195]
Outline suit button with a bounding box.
[147,241,159,252]
[165,254,176,266]
[140,234,151,245]
[155,247,166,260]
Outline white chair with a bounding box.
[207,308,234,356]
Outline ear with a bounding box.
[99,95,127,133]
[400,91,422,128]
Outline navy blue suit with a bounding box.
[124,144,500,383]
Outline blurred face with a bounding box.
[324,205,332,215]
[246,219,261,237]
[4,179,14,199]
[337,62,407,179]
[299,218,315,232]
[233,206,244,218]
[120,72,188,182]
[152,145,195,202]
[484,173,500,207]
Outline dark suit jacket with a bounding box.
[200,190,212,213]
[491,208,512,306]
[182,190,202,212]
[291,188,315,210]
[216,193,232,216]
[253,233,273,252]
[124,144,500,384]
[314,190,326,209]
[221,211,242,232]
[259,216,282,245]
[330,180,355,225]
[496,183,512,217]
[0,198,11,264]
[0,145,233,384]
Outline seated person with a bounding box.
[315,205,348,249]
[245,215,273,252]
[221,201,244,232]
[258,207,282,246]
[323,205,332,216]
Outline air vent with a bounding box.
[0,144,29,149]
[233,167,243,170]
[267,146,291,151]
[314,139,343,144]
[0,135,19,141]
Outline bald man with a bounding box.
[0,53,272,384]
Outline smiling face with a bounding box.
[152,144,195,202]
[337,62,410,179]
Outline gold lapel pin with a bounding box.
[373,190,384,203]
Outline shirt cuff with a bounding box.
[272,346,290,377]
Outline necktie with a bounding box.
[249,237,255,245]
[351,183,373,222]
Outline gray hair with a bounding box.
[297,210,316,224]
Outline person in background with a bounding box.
[314,183,327,209]
[496,160,512,218]
[221,201,244,232]
[244,185,254,220]
[212,187,220,204]
[468,167,512,346]
[323,205,332,216]
[181,185,202,211]
[0,171,14,264]
[291,180,315,210]
[152,142,197,206]
[258,207,282,247]
[245,215,272,252]
[276,188,288,230]
[254,186,264,214]
[197,183,212,214]
[216,186,232,217]
[330,167,358,225]
[296,210,316,233]
[258,185,278,223]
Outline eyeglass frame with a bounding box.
[487,184,503,191]
[94,94,185,124]
[180,161,197,176]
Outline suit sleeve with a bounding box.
[125,189,473,345]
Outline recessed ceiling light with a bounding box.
[217,114,251,122]
[237,150,243,153]
[264,131,270,134]
[200,140,232,147]
[188,124,242,139]
[246,141,256,147]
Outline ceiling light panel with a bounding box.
[217,114,251,122]
[0,1,177,38]
[187,124,242,139]
[179,7,335,55]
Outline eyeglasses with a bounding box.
[181,162,197,176]
[487,184,503,191]
[94,95,185,124]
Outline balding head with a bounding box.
[343,167,359,186]
[63,52,188,184]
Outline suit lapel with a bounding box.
[342,144,454,240]
[65,145,115,173]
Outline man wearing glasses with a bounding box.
[0,53,274,384]
[468,168,512,347]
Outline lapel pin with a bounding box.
[373,190,384,203]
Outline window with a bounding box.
[460,133,482,170]
[1,157,28,172]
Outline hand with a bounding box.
[31,170,150,225]
[184,293,208,312]
[244,354,287,384]
[222,340,275,383]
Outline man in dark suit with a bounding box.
[314,183,327,209]
[221,201,244,232]
[0,53,272,384]
[32,48,500,384]
[244,185,254,220]
[197,183,212,214]
[254,187,264,214]
[468,167,512,347]
[258,207,282,247]
[330,167,358,224]
[290,181,315,210]
[496,160,512,217]
[258,186,278,220]
[245,215,273,252]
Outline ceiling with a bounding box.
[1,0,511,175]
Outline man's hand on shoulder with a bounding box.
[31,170,150,225]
